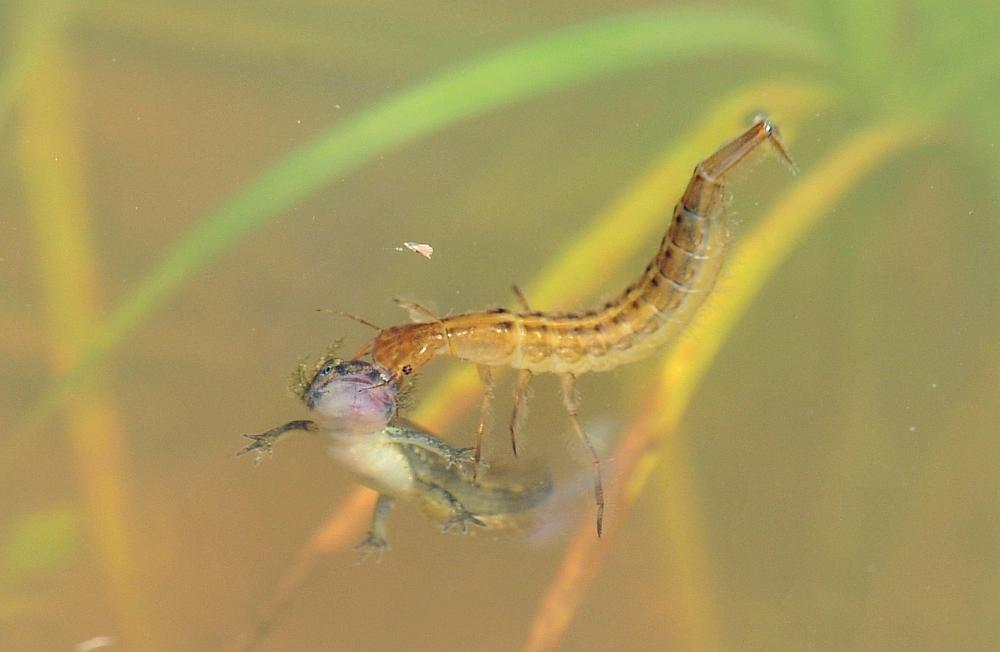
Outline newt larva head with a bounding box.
[304,358,398,433]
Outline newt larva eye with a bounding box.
[401,364,413,375]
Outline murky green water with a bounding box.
[2,2,998,650]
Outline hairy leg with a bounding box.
[510,368,533,456]
[560,374,605,537]
[473,364,496,478]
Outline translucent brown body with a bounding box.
[354,119,796,537]
[360,120,795,378]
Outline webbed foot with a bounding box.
[236,420,317,465]
[441,508,486,534]
[353,531,391,564]
[236,432,277,465]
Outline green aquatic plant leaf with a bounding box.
[1,506,80,585]
[20,7,830,432]
[829,0,891,75]
[18,53,158,648]
[0,0,77,134]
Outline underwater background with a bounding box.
[1,1,997,650]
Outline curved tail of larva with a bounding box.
[437,119,796,376]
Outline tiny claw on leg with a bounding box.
[353,532,391,564]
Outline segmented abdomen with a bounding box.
[441,164,728,375]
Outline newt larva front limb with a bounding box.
[237,420,318,465]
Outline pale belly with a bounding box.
[326,433,416,497]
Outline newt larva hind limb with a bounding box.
[353,119,797,536]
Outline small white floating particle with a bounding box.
[395,241,434,259]
[931,383,938,389]
[76,636,116,652]
[908,425,917,432]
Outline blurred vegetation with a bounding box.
[1,506,80,599]
[2,1,997,650]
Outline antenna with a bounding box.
[316,308,383,332]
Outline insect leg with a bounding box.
[511,284,532,311]
[473,364,496,479]
[317,308,384,332]
[510,368,533,456]
[560,374,605,538]
[393,297,440,323]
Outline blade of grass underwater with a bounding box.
[830,0,891,75]
[20,7,829,434]
[83,0,404,75]
[19,52,159,651]
[522,121,929,652]
[229,81,832,650]
[0,0,77,135]
[0,506,80,588]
